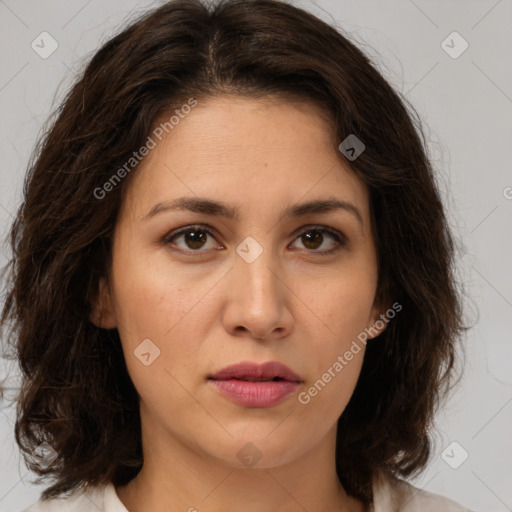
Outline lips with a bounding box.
[207,361,303,408]
[208,361,303,383]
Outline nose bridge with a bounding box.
[224,235,292,339]
[235,236,280,306]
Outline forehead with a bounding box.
[122,95,370,222]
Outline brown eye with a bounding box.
[163,225,221,252]
[182,229,208,250]
[162,224,345,256]
[290,226,346,254]
[301,230,324,250]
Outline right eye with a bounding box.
[162,224,224,254]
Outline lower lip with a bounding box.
[207,378,301,407]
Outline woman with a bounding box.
[1,0,474,510]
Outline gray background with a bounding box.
[0,1,511,511]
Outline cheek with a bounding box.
[109,264,200,416]
[305,269,377,341]
[299,306,367,421]
[110,243,184,337]
[297,269,375,400]
[110,247,213,385]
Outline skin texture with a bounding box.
[90,95,387,512]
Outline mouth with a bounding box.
[207,361,303,383]
[207,378,301,408]
[209,376,287,382]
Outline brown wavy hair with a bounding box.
[0,0,470,506]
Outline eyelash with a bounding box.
[161,224,346,256]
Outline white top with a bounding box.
[21,472,476,512]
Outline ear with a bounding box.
[89,276,117,329]
[366,300,390,340]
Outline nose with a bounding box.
[221,244,294,342]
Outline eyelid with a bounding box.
[162,223,346,255]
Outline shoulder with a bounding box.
[20,483,117,512]
[371,470,476,512]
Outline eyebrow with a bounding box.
[142,196,363,227]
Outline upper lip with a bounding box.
[208,361,303,383]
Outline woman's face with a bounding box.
[92,95,386,469]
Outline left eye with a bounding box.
[162,225,345,255]
[290,226,345,254]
